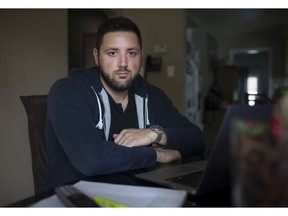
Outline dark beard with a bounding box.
[98,65,137,92]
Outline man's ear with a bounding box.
[93,48,99,66]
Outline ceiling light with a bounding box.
[247,49,259,54]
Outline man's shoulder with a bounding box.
[70,67,98,76]
[51,67,99,89]
[69,67,99,83]
[134,75,166,97]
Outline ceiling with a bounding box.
[189,9,288,36]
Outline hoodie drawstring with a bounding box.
[91,86,103,130]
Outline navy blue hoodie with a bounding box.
[42,67,205,192]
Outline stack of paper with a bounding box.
[32,180,187,207]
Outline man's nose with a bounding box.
[118,53,128,68]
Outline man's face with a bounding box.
[93,31,142,92]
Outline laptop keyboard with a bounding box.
[166,171,203,187]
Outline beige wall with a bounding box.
[0,9,68,206]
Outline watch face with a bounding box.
[151,125,163,132]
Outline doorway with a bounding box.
[68,9,112,71]
[229,48,272,105]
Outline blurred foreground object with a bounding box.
[231,97,288,206]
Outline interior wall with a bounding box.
[0,9,68,206]
[218,33,272,64]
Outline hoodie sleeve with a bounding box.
[147,85,206,158]
[46,77,156,176]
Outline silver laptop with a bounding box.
[135,104,272,196]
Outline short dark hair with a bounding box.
[96,16,142,51]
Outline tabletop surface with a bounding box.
[8,157,232,207]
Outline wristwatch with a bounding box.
[150,125,163,144]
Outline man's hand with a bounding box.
[113,128,181,163]
[113,128,156,147]
[154,147,182,163]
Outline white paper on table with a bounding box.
[31,180,187,207]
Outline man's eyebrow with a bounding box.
[127,48,140,51]
[104,48,118,51]
[104,47,140,52]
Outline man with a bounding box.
[42,16,205,192]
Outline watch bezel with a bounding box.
[150,125,163,144]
